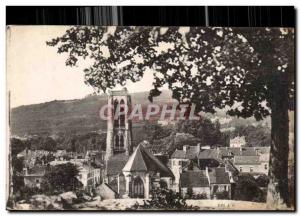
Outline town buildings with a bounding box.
[20,89,270,201]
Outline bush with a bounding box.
[192,192,207,200]
[255,175,269,187]
[136,188,188,210]
[233,174,265,202]
[19,186,43,201]
[215,190,229,199]
[186,186,194,199]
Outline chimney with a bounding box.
[183,145,189,152]
[197,143,201,152]
[224,164,229,172]
[205,166,210,184]
[23,167,28,175]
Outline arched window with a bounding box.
[115,134,120,149]
[120,135,124,148]
[114,99,119,127]
[131,177,144,198]
[119,99,125,127]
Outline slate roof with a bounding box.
[108,177,126,195]
[208,167,231,184]
[106,154,129,176]
[198,149,219,160]
[234,155,261,165]
[240,148,256,156]
[171,146,200,160]
[218,147,241,157]
[99,183,118,194]
[218,147,270,157]
[186,146,200,159]
[180,171,209,188]
[26,165,46,176]
[123,144,174,178]
[171,150,186,159]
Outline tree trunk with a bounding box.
[288,110,295,208]
[266,74,290,209]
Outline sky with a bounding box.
[7,26,159,108]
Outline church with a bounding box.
[103,88,174,199]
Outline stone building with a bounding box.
[104,88,134,196]
[122,144,174,198]
[105,88,133,160]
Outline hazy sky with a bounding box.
[7,26,158,108]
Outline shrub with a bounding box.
[215,190,229,199]
[192,192,207,199]
[137,188,188,210]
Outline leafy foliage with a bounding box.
[215,190,229,199]
[233,174,265,202]
[42,163,82,195]
[176,119,228,147]
[232,125,271,147]
[140,187,188,210]
[143,121,173,143]
[47,27,294,120]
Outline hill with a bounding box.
[10,90,175,137]
[10,89,270,146]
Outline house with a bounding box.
[232,147,270,175]
[198,149,221,169]
[229,136,246,148]
[180,171,211,198]
[207,167,233,199]
[23,165,46,189]
[122,144,174,198]
[169,145,200,191]
[180,167,233,199]
[76,163,101,190]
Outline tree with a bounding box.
[141,187,187,210]
[186,186,194,198]
[234,174,265,202]
[143,121,172,144]
[176,118,227,147]
[42,163,82,195]
[47,26,294,207]
[233,125,271,147]
[42,137,57,152]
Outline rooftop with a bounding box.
[123,144,174,178]
[106,154,129,176]
[234,155,261,165]
[208,167,231,184]
[180,171,209,188]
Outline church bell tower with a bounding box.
[105,88,133,160]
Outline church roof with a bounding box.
[123,144,174,178]
[106,154,129,176]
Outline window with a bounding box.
[250,167,253,173]
[239,167,242,172]
[264,164,268,170]
[119,99,125,126]
[35,179,40,183]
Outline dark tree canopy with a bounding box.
[42,163,82,194]
[47,26,294,121]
